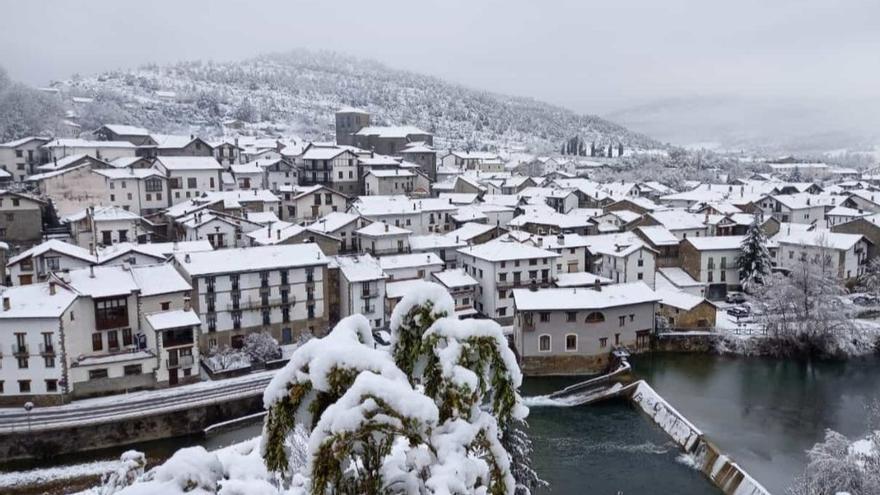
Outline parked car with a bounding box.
[726,292,747,304]
[726,306,750,319]
[852,294,880,306]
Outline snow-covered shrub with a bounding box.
[260,281,540,494]
[243,332,280,365]
[788,429,880,495]
[97,450,146,494]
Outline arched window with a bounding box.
[565,334,577,351]
[585,312,605,323]
[538,334,551,352]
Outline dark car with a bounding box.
[726,306,750,319]
[726,292,747,304]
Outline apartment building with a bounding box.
[773,227,867,282]
[0,136,50,181]
[92,168,169,215]
[431,269,479,318]
[351,196,456,235]
[299,145,361,195]
[679,236,746,300]
[173,244,330,351]
[154,156,223,202]
[7,240,96,286]
[278,184,349,223]
[335,254,388,329]
[0,190,45,246]
[457,238,559,322]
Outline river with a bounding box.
[3,354,879,494]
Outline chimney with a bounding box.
[49,281,56,295]
[277,229,281,239]
[384,223,389,232]
[184,297,191,311]
[2,297,9,311]
[184,253,191,263]
[557,234,565,245]
[594,278,602,292]
[89,265,95,278]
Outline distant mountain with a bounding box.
[56,49,661,152]
[605,95,880,154]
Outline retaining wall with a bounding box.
[0,394,263,462]
[626,380,771,495]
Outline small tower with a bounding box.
[335,107,370,146]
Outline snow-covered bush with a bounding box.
[205,345,249,372]
[261,280,540,494]
[788,429,880,495]
[243,332,280,365]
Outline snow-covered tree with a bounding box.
[858,257,880,296]
[788,429,880,495]
[261,281,537,494]
[737,216,773,293]
[243,332,280,365]
[234,98,259,123]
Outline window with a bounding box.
[707,271,714,283]
[107,330,119,350]
[565,334,577,351]
[618,315,626,326]
[539,312,550,322]
[18,380,31,393]
[538,335,551,352]
[499,273,507,282]
[497,307,507,316]
[95,296,128,329]
[585,312,605,323]
[89,369,109,380]
[92,333,103,351]
[498,289,507,299]
[124,364,142,376]
[637,258,644,267]
[637,272,644,280]
[145,178,162,192]
[529,259,537,266]
[187,178,197,189]
[599,337,608,348]
[122,328,132,347]
[44,356,55,368]
[45,256,60,270]
[45,379,58,392]
[615,333,621,345]
[566,311,577,322]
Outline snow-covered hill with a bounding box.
[59,49,662,152]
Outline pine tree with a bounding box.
[737,215,773,293]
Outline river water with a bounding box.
[4,354,879,494]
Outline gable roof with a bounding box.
[512,282,659,311]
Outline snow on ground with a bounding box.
[0,459,119,489]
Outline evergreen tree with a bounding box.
[261,282,537,494]
[737,215,773,293]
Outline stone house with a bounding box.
[512,282,659,375]
[0,190,45,246]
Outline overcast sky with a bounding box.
[1,0,879,143]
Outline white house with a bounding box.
[336,254,388,329]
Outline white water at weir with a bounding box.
[0,459,120,489]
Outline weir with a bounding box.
[534,359,773,495]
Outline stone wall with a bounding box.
[0,393,263,462]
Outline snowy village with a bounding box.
[2,2,880,495]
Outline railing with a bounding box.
[227,296,291,311]
[12,344,28,356]
[361,291,376,299]
[39,343,55,355]
[166,355,195,369]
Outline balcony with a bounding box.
[227,296,291,311]
[39,343,56,355]
[361,290,377,299]
[166,355,195,369]
[13,344,28,356]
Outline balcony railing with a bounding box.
[12,344,28,356]
[166,355,195,369]
[361,290,376,299]
[39,343,56,355]
[227,296,291,311]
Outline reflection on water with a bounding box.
[633,354,880,494]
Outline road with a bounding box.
[0,371,274,433]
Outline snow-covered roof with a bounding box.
[65,265,140,298]
[245,211,281,225]
[8,239,95,266]
[773,228,864,250]
[63,205,143,223]
[354,125,428,138]
[308,212,361,233]
[508,211,593,230]
[648,210,708,231]
[335,254,387,282]
[96,240,213,264]
[0,136,50,148]
[449,222,497,242]
[432,268,478,289]
[155,156,223,171]
[512,282,659,311]
[685,235,745,251]
[301,146,350,161]
[0,283,76,318]
[42,138,136,149]
[230,163,264,175]
[145,309,201,331]
[353,195,457,216]
[554,272,612,287]
[176,244,328,276]
[356,221,411,237]
[656,289,711,311]
[458,238,559,262]
[409,234,467,251]
[130,264,192,296]
[102,124,151,136]
[93,168,164,180]
[151,134,209,150]
[378,252,444,271]
[635,226,680,246]
[246,222,307,246]
[36,153,90,171]
[367,169,415,178]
